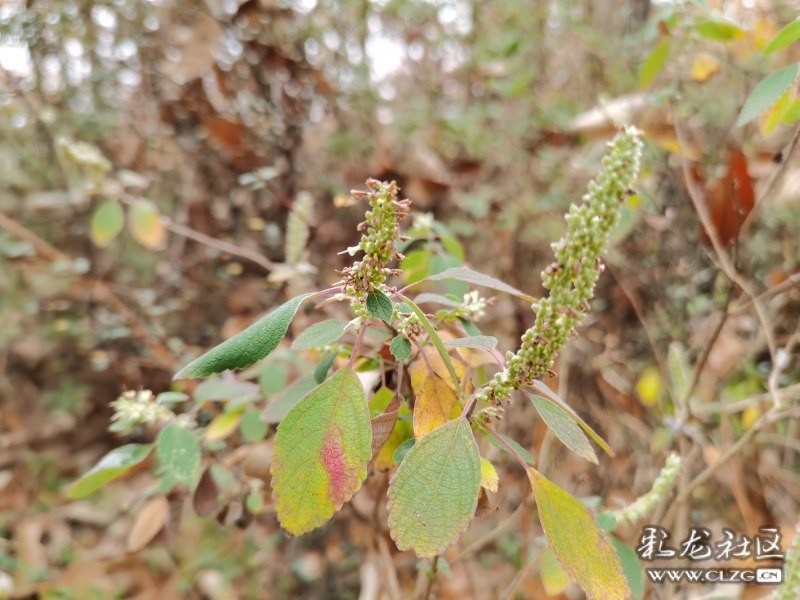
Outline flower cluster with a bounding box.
[110,389,173,434]
[341,179,410,317]
[612,453,682,523]
[474,127,643,405]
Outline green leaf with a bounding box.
[392,437,415,465]
[486,432,535,465]
[194,379,259,403]
[442,336,497,349]
[695,17,746,41]
[736,63,800,126]
[271,368,372,534]
[413,293,461,308]
[764,18,800,56]
[366,290,393,321]
[390,336,412,361]
[240,407,268,443]
[259,362,287,396]
[291,319,348,350]
[156,391,189,407]
[426,267,535,302]
[612,536,645,600]
[263,375,317,423]
[638,39,670,89]
[528,468,629,600]
[89,201,124,248]
[156,424,202,490]
[313,352,337,384]
[399,295,462,396]
[67,444,152,499]
[528,383,614,457]
[530,395,598,464]
[387,417,481,557]
[401,250,433,284]
[175,294,310,379]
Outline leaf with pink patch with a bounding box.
[271,368,372,535]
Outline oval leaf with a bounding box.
[129,199,167,250]
[156,423,201,490]
[175,294,310,379]
[205,411,242,441]
[638,39,670,89]
[90,201,124,248]
[528,468,629,600]
[271,368,372,535]
[737,63,800,126]
[127,495,169,553]
[387,417,481,557]
[530,395,597,464]
[389,336,412,361]
[67,443,152,499]
[426,267,534,302]
[695,17,745,41]
[528,383,614,457]
[291,319,348,350]
[764,18,800,56]
[366,290,393,321]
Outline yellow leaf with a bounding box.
[528,468,629,600]
[410,346,468,394]
[635,366,662,406]
[412,368,460,439]
[742,405,761,429]
[205,411,243,441]
[691,53,721,82]
[129,199,167,250]
[480,457,499,493]
[759,87,795,138]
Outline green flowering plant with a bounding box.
[70,128,649,600]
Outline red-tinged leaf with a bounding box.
[271,368,371,535]
[528,468,629,600]
[701,148,755,246]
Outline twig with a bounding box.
[673,116,779,407]
[419,556,439,600]
[740,120,800,234]
[348,325,368,369]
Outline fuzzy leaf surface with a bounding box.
[271,368,371,535]
[367,290,394,321]
[175,294,310,379]
[67,444,152,499]
[528,468,629,600]
[737,63,800,126]
[426,267,534,301]
[387,417,481,557]
[156,424,201,490]
[291,319,348,350]
[530,394,597,464]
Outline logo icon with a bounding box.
[756,568,782,584]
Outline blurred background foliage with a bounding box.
[1,0,799,598]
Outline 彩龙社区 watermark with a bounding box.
[636,525,785,586]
